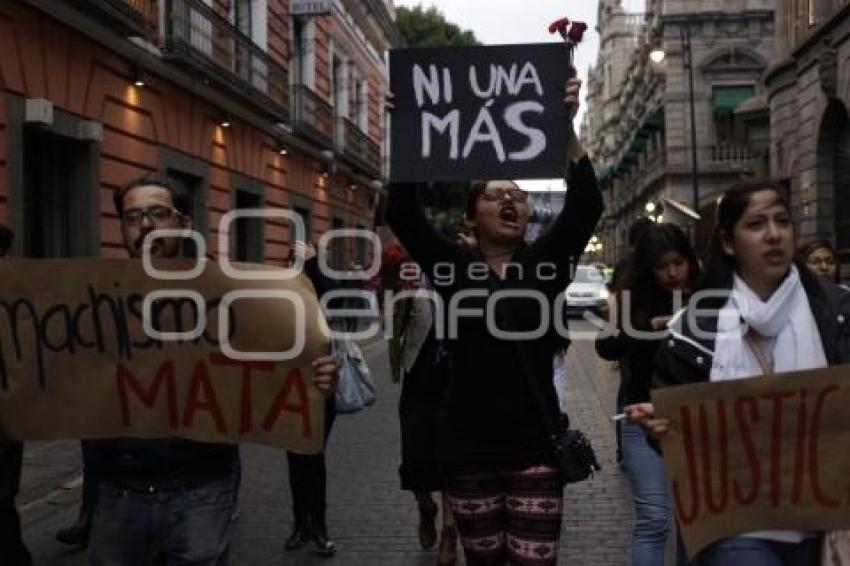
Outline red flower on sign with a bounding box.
[382,240,407,267]
[567,22,589,44]
[548,17,570,36]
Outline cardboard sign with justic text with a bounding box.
[0,259,330,454]
[652,366,850,558]
[389,43,572,182]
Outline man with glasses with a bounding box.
[0,224,34,566]
[86,173,339,565]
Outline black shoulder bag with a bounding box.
[488,277,601,485]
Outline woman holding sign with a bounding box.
[595,223,699,566]
[388,77,603,565]
[628,180,850,565]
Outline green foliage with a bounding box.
[394,6,478,233]
[395,5,480,48]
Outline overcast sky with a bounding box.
[391,0,643,190]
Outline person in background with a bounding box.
[396,221,475,566]
[608,216,654,467]
[283,241,339,558]
[797,239,841,284]
[629,180,850,565]
[56,442,103,547]
[595,223,700,566]
[609,217,654,291]
[0,224,34,566]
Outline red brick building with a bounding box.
[0,0,398,266]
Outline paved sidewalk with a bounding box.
[20,325,632,565]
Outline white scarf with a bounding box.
[711,266,826,544]
[711,266,826,381]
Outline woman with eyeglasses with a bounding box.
[388,77,603,565]
[628,180,850,565]
[797,239,840,283]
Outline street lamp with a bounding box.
[649,22,700,214]
[649,48,665,64]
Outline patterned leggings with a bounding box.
[446,465,563,565]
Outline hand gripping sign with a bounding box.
[652,365,850,558]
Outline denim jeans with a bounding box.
[698,536,821,566]
[622,420,676,566]
[88,478,235,566]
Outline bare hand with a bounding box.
[312,355,339,397]
[625,403,670,440]
[564,77,586,161]
[564,77,582,121]
[294,241,317,262]
[650,316,672,331]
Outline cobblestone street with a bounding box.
[20,323,632,565]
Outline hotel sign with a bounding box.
[290,0,332,16]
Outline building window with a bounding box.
[331,51,347,118]
[291,15,315,87]
[352,70,368,131]
[712,85,755,144]
[232,0,252,37]
[331,215,345,269]
[233,189,264,262]
[162,168,205,258]
[22,128,97,258]
[293,205,311,242]
[355,222,366,265]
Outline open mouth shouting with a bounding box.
[499,204,519,226]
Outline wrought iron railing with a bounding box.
[91,0,159,36]
[292,85,334,147]
[336,117,381,177]
[163,0,289,119]
[709,144,757,163]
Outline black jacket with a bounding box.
[387,157,603,474]
[653,270,850,388]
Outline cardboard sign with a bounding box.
[652,366,850,557]
[389,43,572,182]
[0,259,331,454]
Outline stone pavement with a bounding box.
[19,322,633,565]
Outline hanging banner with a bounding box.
[0,258,331,454]
[389,42,572,182]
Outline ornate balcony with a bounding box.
[336,118,381,178]
[162,0,289,122]
[89,0,158,37]
[291,85,334,148]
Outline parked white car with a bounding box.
[565,264,610,316]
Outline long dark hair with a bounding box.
[617,223,701,329]
[700,180,792,293]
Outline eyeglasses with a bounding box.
[480,187,528,203]
[807,256,836,267]
[122,205,180,226]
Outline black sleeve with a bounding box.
[595,331,629,361]
[651,339,692,389]
[304,257,336,299]
[387,183,465,284]
[529,156,604,291]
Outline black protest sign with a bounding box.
[389,43,572,182]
